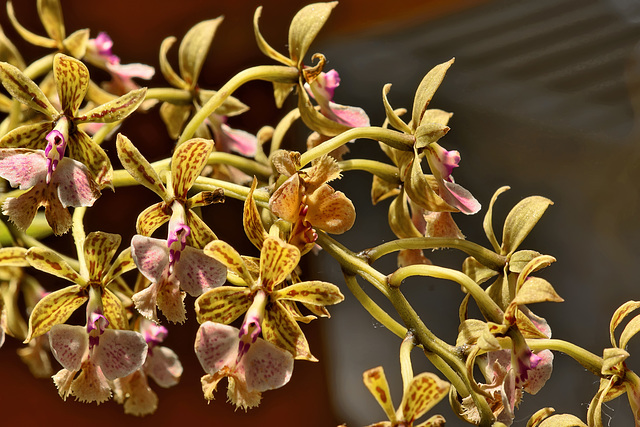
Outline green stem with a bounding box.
[178,65,299,145]
[364,237,506,270]
[424,351,470,398]
[388,264,504,324]
[527,338,603,376]
[343,273,407,339]
[193,176,270,208]
[23,53,55,80]
[145,87,192,104]
[91,121,120,146]
[338,159,400,184]
[399,332,415,392]
[270,107,301,155]
[299,127,414,167]
[205,152,271,181]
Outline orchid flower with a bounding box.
[113,319,183,416]
[50,310,147,404]
[0,53,146,186]
[195,321,293,410]
[0,128,101,235]
[118,136,227,323]
[196,235,343,361]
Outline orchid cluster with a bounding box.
[0,1,638,426]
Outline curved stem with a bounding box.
[193,175,270,208]
[270,107,301,155]
[145,87,192,104]
[527,338,603,376]
[339,159,400,184]
[343,273,406,339]
[388,264,504,324]
[366,237,506,271]
[23,53,55,80]
[205,152,271,181]
[178,65,299,145]
[299,127,414,167]
[400,332,415,391]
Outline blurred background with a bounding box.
[1,0,640,425]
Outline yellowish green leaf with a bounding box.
[259,237,300,292]
[272,281,343,306]
[382,83,411,134]
[371,175,400,205]
[0,24,25,69]
[76,87,146,123]
[502,196,553,254]
[414,123,449,150]
[83,231,121,282]
[253,6,294,66]
[404,151,453,213]
[204,240,255,287]
[186,209,217,249]
[26,247,84,285]
[25,284,86,341]
[512,277,563,306]
[609,300,640,348]
[53,53,89,116]
[288,2,337,67]
[159,36,188,89]
[0,121,51,149]
[509,250,542,273]
[102,288,128,330]
[483,186,510,253]
[462,256,498,285]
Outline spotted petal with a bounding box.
[305,184,355,234]
[173,245,226,297]
[194,321,238,374]
[102,288,129,330]
[131,235,169,283]
[0,149,47,189]
[67,129,112,187]
[244,336,294,392]
[53,157,101,208]
[144,346,183,388]
[48,324,88,371]
[136,202,170,237]
[204,240,255,288]
[25,284,87,341]
[94,329,148,380]
[272,281,343,307]
[244,178,268,250]
[53,53,89,116]
[259,237,300,292]
[262,301,314,361]
[116,133,168,200]
[75,88,147,124]
[83,231,121,281]
[195,286,253,325]
[400,372,449,423]
[0,62,57,117]
[26,247,84,284]
[0,122,52,150]
[171,138,213,200]
[363,366,397,422]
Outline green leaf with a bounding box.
[0,62,57,117]
[25,284,87,341]
[159,36,188,89]
[179,18,223,88]
[288,2,337,67]
[502,195,553,254]
[411,59,454,132]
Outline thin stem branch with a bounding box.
[338,159,400,184]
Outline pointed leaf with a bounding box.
[94,329,147,380]
[288,2,337,66]
[204,240,255,287]
[53,53,89,116]
[159,36,188,89]
[26,247,84,284]
[67,130,113,187]
[171,137,212,199]
[400,372,449,423]
[26,284,87,341]
[502,196,553,254]
[116,133,168,199]
[38,0,65,42]
[48,324,87,371]
[0,247,29,266]
[136,202,170,236]
[83,231,121,282]
[75,87,147,123]
[609,300,640,348]
[362,366,397,422]
[411,59,454,132]
[179,18,223,87]
[0,62,57,117]
[195,286,253,324]
[484,186,509,253]
[6,1,57,49]
[272,281,343,306]
[512,277,563,306]
[253,6,294,66]
[388,191,422,239]
[244,178,268,250]
[102,288,128,330]
[619,314,640,350]
[185,209,217,249]
[382,83,411,134]
[298,81,351,137]
[260,237,300,292]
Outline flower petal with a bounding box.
[75,88,147,124]
[400,372,449,423]
[48,324,88,371]
[53,157,101,208]
[244,178,268,250]
[70,360,112,403]
[171,138,213,200]
[67,130,113,187]
[259,237,300,292]
[195,286,253,325]
[2,187,43,232]
[0,122,52,150]
[194,321,239,374]
[53,53,89,116]
[102,288,129,330]
[269,173,303,223]
[0,62,57,117]
[243,337,293,392]
[173,246,227,297]
[156,278,186,324]
[304,184,355,234]
[131,282,159,322]
[288,2,337,66]
[204,240,255,287]
[26,247,84,284]
[38,0,66,42]
[262,301,314,361]
[179,18,223,87]
[144,346,183,388]
[0,149,47,189]
[362,366,397,422]
[115,133,168,200]
[136,202,170,237]
[83,231,121,281]
[271,281,343,307]
[25,284,87,341]
[131,235,169,283]
[94,329,148,380]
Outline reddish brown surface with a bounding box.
[0,1,488,425]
